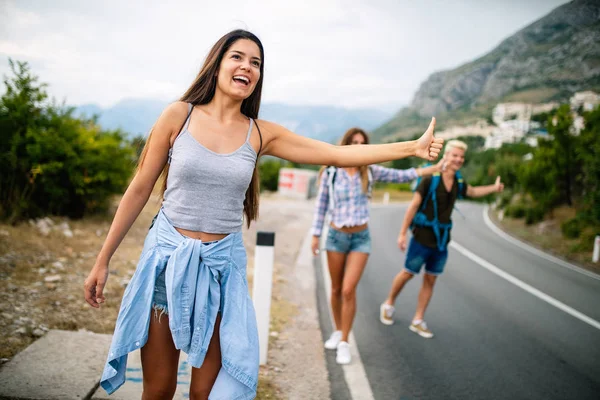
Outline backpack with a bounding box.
[325,166,374,211]
[411,168,465,251]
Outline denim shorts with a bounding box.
[404,237,448,276]
[325,227,371,254]
[153,269,169,317]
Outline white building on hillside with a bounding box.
[570,91,599,112]
[485,101,558,149]
[484,120,542,149]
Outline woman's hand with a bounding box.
[84,264,109,308]
[415,118,443,161]
[311,236,320,256]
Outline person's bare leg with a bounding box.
[385,270,414,306]
[141,310,180,400]
[189,314,223,400]
[340,251,369,342]
[413,273,437,321]
[327,251,347,330]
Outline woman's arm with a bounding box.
[84,101,189,308]
[370,164,419,184]
[260,118,442,165]
[311,172,330,238]
[310,171,330,255]
[370,157,444,184]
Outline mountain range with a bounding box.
[76,99,393,144]
[373,0,600,142]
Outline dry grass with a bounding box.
[256,370,283,399]
[371,188,414,203]
[0,195,162,359]
[490,205,600,274]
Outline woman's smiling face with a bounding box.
[216,39,262,101]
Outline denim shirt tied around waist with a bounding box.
[100,208,259,400]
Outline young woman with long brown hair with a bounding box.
[83,29,443,399]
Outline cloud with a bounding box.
[0,0,569,109]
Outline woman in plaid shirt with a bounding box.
[311,127,441,365]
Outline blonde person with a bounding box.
[310,127,443,365]
[380,140,504,338]
[83,30,444,399]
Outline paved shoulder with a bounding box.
[0,330,111,399]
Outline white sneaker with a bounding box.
[409,320,434,338]
[324,330,342,350]
[380,303,395,325]
[336,341,351,365]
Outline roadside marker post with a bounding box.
[252,231,276,365]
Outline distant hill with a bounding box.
[76,99,393,143]
[76,99,169,138]
[373,0,600,142]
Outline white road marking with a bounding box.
[483,205,600,281]
[450,241,600,331]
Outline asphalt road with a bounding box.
[316,202,600,400]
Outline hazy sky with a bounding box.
[0,0,569,111]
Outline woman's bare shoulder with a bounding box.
[161,101,190,123]
[254,118,292,137]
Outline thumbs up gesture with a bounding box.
[415,117,444,161]
[495,176,504,193]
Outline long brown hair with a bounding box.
[137,30,265,227]
[319,127,371,193]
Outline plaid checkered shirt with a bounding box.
[311,165,418,236]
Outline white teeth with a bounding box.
[233,75,249,84]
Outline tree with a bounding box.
[0,59,135,221]
[0,60,50,220]
[519,139,561,212]
[546,105,578,206]
[577,105,600,224]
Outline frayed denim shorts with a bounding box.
[153,268,169,318]
[325,226,371,254]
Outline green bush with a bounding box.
[525,206,545,225]
[259,158,287,192]
[569,228,599,253]
[0,60,136,221]
[561,217,584,239]
[505,204,526,219]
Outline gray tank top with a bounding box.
[162,103,258,233]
